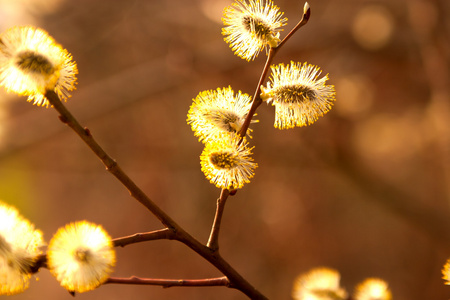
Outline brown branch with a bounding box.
[238,47,275,138]
[207,4,312,251]
[40,6,313,297]
[207,189,230,251]
[113,228,174,247]
[106,276,230,288]
[208,4,310,258]
[44,90,268,300]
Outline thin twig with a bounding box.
[106,276,230,288]
[207,189,230,251]
[238,47,275,138]
[238,2,311,138]
[113,228,174,247]
[30,230,173,272]
[277,2,310,49]
[219,4,311,254]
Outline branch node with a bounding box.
[58,115,68,124]
[106,159,118,171]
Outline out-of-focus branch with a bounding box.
[334,148,450,251]
[408,0,450,201]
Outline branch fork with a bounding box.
[41,4,311,299]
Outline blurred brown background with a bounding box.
[0,0,449,299]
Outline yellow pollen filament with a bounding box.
[15,257,33,275]
[15,50,55,75]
